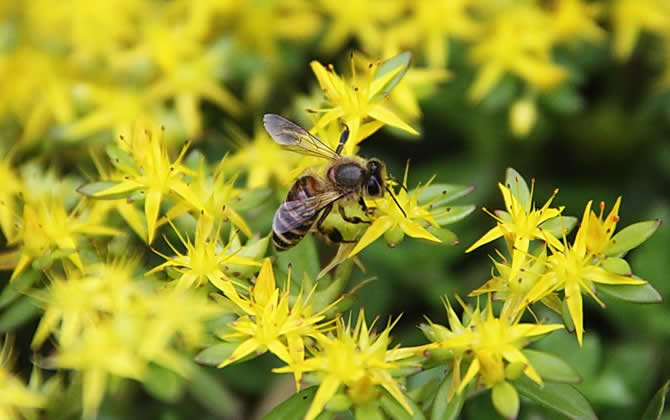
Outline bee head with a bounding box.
[365,159,386,197]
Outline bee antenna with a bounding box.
[386,177,407,192]
[385,185,407,218]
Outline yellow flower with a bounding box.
[386,0,480,68]
[217,259,336,386]
[0,336,46,420]
[469,4,566,101]
[548,0,605,44]
[147,46,242,138]
[583,197,621,257]
[7,199,119,281]
[611,0,670,59]
[509,97,538,137]
[78,125,203,243]
[158,157,253,237]
[310,52,418,153]
[225,124,301,188]
[317,0,404,53]
[0,152,22,242]
[147,218,261,291]
[466,182,564,284]
[432,297,562,402]
[274,311,414,420]
[470,247,562,319]
[526,201,646,346]
[349,168,442,257]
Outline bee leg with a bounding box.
[359,197,376,217]
[316,203,334,231]
[338,205,372,224]
[327,227,356,244]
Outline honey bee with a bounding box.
[263,114,406,251]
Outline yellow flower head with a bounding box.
[217,259,336,387]
[466,180,564,284]
[147,217,261,291]
[0,152,22,242]
[434,297,562,395]
[310,52,418,154]
[349,165,442,257]
[584,197,621,257]
[0,336,46,420]
[275,310,414,420]
[526,201,646,346]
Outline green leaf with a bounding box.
[491,381,519,419]
[142,364,184,403]
[263,387,317,420]
[541,85,583,114]
[430,374,464,420]
[504,168,530,212]
[379,389,426,420]
[0,296,41,332]
[372,51,412,101]
[601,257,632,275]
[642,379,670,420]
[187,365,241,418]
[432,205,476,226]
[596,282,663,304]
[417,184,475,206]
[277,234,319,285]
[540,216,578,237]
[606,219,662,257]
[0,269,40,309]
[233,188,272,212]
[77,181,140,199]
[106,144,136,172]
[513,376,597,420]
[194,343,239,366]
[522,349,582,383]
[355,401,384,420]
[426,226,459,246]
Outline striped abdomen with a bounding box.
[272,176,323,251]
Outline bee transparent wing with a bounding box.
[273,191,344,233]
[263,114,339,160]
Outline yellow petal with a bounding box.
[305,376,341,420]
[585,266,646,285]
[349,216,395,257]
[253,258,276,306]
[368,104,419,135]
[218,338,260,368]
[465,225,503,253]
[377,371,413,415]
[82,368,107,419]
[399,219,441,242]
[565,281,584,346]
[458,357,480,394]
[144,189,162,244]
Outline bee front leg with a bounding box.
[316,203,356,244]
[359,197,376,218]
[338,204,372,224]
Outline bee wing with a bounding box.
[263,114,339,160]
[273,190,344,233]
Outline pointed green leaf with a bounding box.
[188,365,241,418]
[379,389,426,420]
[540,216,578,237]
[600,257,632,276]
[106,144,137,172]
[142,363,184,403]
[596,282,663,304]
[233,188,273,212]
[0,296,41,332]
[642,379,670,420]
[372,51,412,101]
[77,181,140,200]
[491,381,519,419]
[606,219,662,257]
[355,401,384,420]
[430,374,464,420]
[0,269,40,309]
[522,349,581,383]
[417,184,475,206]
[425,226,458,246]
[504,168,530,212]
[194,343,239,366]
[263,386,318,420]
[433,205,476,226]
[513,376,597,420]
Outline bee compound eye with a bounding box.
[366,178,381,196]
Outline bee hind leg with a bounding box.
[338,204,372,224]
[315,204,356,244]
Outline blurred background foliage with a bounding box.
[1,0,670,419]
